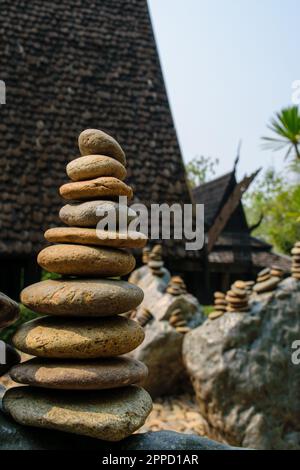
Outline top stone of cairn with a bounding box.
[78,129,126,166]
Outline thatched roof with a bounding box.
[0,0,192,261]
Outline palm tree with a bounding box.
[262,106,300,160]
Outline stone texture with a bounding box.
[130,321,186,398]
[59,177,133,201]
[0,411,238,450]
[37,244,136,277]
[0,292,19,328]
[21,279,144,317]
[66,155,126,181]
[183,276,300,449]
[3,386,152,441]
[0,344,20,378]
[44,227,147,249]
[59,200,137,228]
[10,357,148,390]
[78,129,126,166]
[13,316,144,359]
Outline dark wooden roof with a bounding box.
[192,172,234,227]
[0,0,192,260]
[193,171,291,271]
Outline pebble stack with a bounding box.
[168,308,191,334]
[148,245,165,277]
[209,291,227,320]
[166,276,187,296]
[291,242,300,280]
[4,129,152,441]
[225,281,249,312]
[253,267,281,294]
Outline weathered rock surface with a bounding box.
[130,320,185,398]
[59,176,133,200]
[0,344,21,377]
[0,292,19,328]
[37,244,136,277]
[10,357,148,390]
[59,200,137,227]
[66,155,126,181]
[44,227,147,248]
[183,276,300,449]
[3,386,152,441]
[78,129,126,166]
[21,279,144,317]
[13,316,144,359]
[0,410,237,449]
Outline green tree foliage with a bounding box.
[186,155,219,188]
[243,166,300,255]
[262,106,300,160]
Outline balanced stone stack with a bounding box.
[208,291,227,320]
[253,267,281,294]
[291,242,300,280]
[148,245,165,277]
[225,281,249,312]
[168,308,190,334]
[166,276,187,296]
[3,129,153,441]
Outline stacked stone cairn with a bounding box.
[253,266,283,294]
[208,291,227,320]
[166,276,187,296]
[148,245,165,277]
[168,308,190,334]
[225,281,249,312]
[3,129,153,441]
[291,242,300,280]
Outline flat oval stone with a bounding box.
[253,276,281,293]
[59,200,137,227]
[37,244,136,277]
[13,316,144,358]
[3,386,152,441]
[10,357,148,390]
[66,155,126,182]
[0,292,19,328]
[78,129,126,166]
[21,279,143,317]
[44,227,147,249]
[291,247,300,255]
[59,177,133,201]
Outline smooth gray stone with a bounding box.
[0,411,238,450]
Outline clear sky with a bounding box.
[148,0,300,180]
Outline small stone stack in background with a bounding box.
[148,245,165,277]
[291,242,300,280]
[166,276,187,296]
[168,308,191,334]
[253,267,282,294]
[226,281,249,312]
[243,280,255,294]
[4,129,152,441]
[209,292,227,320]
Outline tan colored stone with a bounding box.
[228,288,247,298]
[257,273,271,283]
[291,247,300,255]
[59,200,137,227]
[233,281,246,289]
[214,299,227,306]
[44,227,147,249]
[78,129,126,166]
[0,292,19,329]
[3,386,152,441]
[10,357,148,390]
[37,244,136,277]
[21,279,143,317]
[213,291,225,299]
[209,311,224,320]
[59,176,133,201]
[226,306,249,312]
[66,155,126,182]
[13,316,144,359]
[253,276,281,293]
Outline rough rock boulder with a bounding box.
[183,277,300,449]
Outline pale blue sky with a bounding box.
[148,0,300,180]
